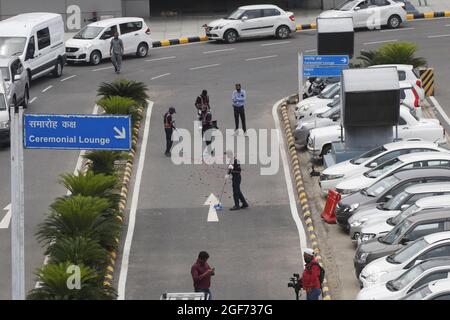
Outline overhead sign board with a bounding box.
[23,114,132,150]
[303,55,349,66]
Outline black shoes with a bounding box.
[229,206,240,211]
[241,203,249,209]
[165,151,171,157]
[230,204,249,211]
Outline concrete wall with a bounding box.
[123,0,149,17]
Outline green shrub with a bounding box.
[84,150,124,176]
[97,96,141,126]
[357,42,427,68]
[97,79,148,106]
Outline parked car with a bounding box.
[303,76,340,99]
[295,83,340,120]
[0,80,9,145]
[357,257,450,300]
[0,12,66,81]
[359,232,450,287]
[369,64,425,102]
[350,183,450,241]
[307,105,445,157]
[335,151,450,196]
[336,168,450,230]
[320,141,445,194]
[318,0,407,29]
[294,99,340,147]
[357,195,450,245]
[0,56,29,107]
[401,278,450,300]
[204,5,296,43]
[65,17,152,65]
[354,210,450,276]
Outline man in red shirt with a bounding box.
[301,248,322,300]
[191,251,215,300]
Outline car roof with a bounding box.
[384,140,439,151]
[87,17,144,28]
[393,167,450,179]
[405,208,450,223]
[369,64,413,71]
[424,231,450,244]
[416,195,450,208]
[419,257,450,270]
[0,13,61,36]
[397,151,450,162]
[429,278,450,293]
[400,81,413,89]
[405,182,450,194]
[0,56,19,66]
[238,4,282,10]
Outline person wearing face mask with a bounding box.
[301,248,322,300]
[231,83,247,136]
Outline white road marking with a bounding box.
[41,86,52,93]
[272,99,308,258]
[446,24,450,27]
[245,55,278,61]
[189,63,220,70]
[204,193,220,222]
[430,96,450,129]
[0,204,11,229]
[152,40,213,50]
[118,100,153,300]
[203,48,235,54]
[363,39,398,45]
[60,75,77,82]
[304,49,317,53]
[145,56,176,62]
[427,34,450,38]
[380,27,415,32]
[151,73,171,80]
[29,97,37,104]
[260,41,290,47]
[92,66,114,72]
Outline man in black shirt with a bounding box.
[163,107,176,157]
[228,156,249,211]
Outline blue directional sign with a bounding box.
[303,55,349,66]
[23,114,132,150]
[303,66,346,77]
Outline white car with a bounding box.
[369,64,425,102]
[65,17,152,65]
[295,83,340,120]
[319,0,407,29]
[0,80,9,145]
[357,257,450,300]
[0,56,29,107]
[400,82,421,117]
[350,184,450,241]
[307,105,445,157]
[205,5,296,43]
[319,140,445,194]
[359,231,450,287]
[336,151,450,195]
[401,278,450,300]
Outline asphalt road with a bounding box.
[0,17,450,300]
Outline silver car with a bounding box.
[0,56,29,107]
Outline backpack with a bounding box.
[314,262,325,287]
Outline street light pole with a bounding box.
[10,104,25,300]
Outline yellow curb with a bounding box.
[179,37,189,44]
[305,218,313,225]
[160,39,171,46]
[103,281,111,286]
[323,296,331,300]
[107,265,114,273]
[310,234,317,240]
[300,198,308,205]
[105,274,113,280]
[312,241,318,247]
[116,216,123,223]
[406,13,414,20]
[446,11,450,17]
[115,237,120,244]
[310,23,317,29]
[303,211,311,217]
[322,287,330,292]
[424,12,434,18]
[109,251,116,259]
[200,35,209,41]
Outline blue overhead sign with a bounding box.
[303,55,349,66]
[303,66,346,77]
[23,114,132,150]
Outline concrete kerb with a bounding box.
[279,98,332,300]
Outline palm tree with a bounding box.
[357,42,427,68]
[47,236,110,272]
[27,262,116,300]
[97,79,148,106]
[36,195,121,250]
[59,171,121,208]
[97,95,141,126]
[83,150,125,176]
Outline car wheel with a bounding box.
[90,50,102,65]
[52,59,63,78]
[321,144,332,156]
[276,25,290,39]
[224,29,238,44]
[387,15,401,29]
[136,43,149,57]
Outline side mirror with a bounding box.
[354,6,360,11]
[400,204,409,211]
[13,74,21,82]
[369,162,378,168]
[241,16,248,21]
[385,194,393,200]
[400,237,410,245]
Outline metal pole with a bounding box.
[299,52,303,102]
[10,105,25,300]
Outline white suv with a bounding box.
[65,17,152,65]
[205,5,296,43]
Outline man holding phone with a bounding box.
[191,251,215,299]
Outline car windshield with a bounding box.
[366,175,400,197]
[350,146,387,165]
[0,93,7,111]
[73,26,104,39]
[391,204,421,225]
[337,0,358,11]
[320,105,340,118]
[0,66,10,81]
[0,37,26,56]
[318,83,340,99]
[365,158,404,178]
[383,190,411,210]
[227,8,246,20]
[389,263,426,291]
[390,238,428,264]
[402,284,432,300]
[381,219,412,244]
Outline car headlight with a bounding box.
[0,121,10,129]
[358,252,369,263]
[339,188,358,195]
[360,233,376,242]
[321,174,344,181]
[348,203,360,212]
[213,25,226,30]
[366,271,387,283]
[302,105,311,111]
[350,218,366,228]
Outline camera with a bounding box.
[288,273,302,300]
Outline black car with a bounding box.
[336,168,450,231]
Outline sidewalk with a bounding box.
[408,0,450,13]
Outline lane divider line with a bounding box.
[363,39,398,45]
[427,33,450,38]
[41,85,52,93]
[305,49,317,53]
[29,97,37,104]
[151,73,171,80]
[60,75,77,82]
[245,55,278,61]
[203,48,235,54]
[380,27,415,32]
[261,41,290,46]
[145,56,176,62]
[189,63,220,70]
[92,66,114,72]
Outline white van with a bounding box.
[0,12,66,81]
[65,17,152,65]
[0,79,10,146]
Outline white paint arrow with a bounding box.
[204,193,219,222]
[0,204,11,229]
[114,126,126,139]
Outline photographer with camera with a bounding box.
[301,248,323,300]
